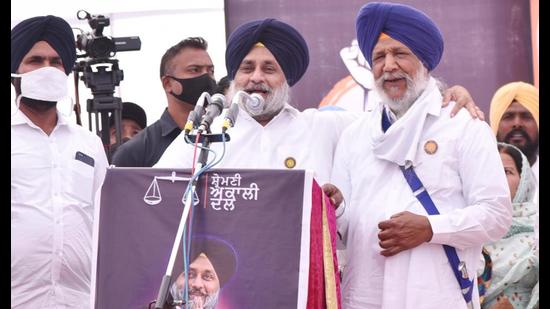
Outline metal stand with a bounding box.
[153,133,229,309]
[74,58,124,162]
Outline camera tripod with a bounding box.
[74,57,124,161]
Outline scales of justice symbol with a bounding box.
[143,171,200,206]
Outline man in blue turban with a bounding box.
[156,18,358,189]
[225,18,309,88]
[11,15,78,117]
[330,3,512,309]
[356,2,444,73]
[11,15,77,75]
[11,15,108,308]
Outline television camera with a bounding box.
[73,10,141,160]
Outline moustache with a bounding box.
[377,71,410,82]
[189,287,208,297]
[244,84,272,94]
[504,128,531,143]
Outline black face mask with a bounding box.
[168,73,216,106]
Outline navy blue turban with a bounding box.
[188,235,238,287]
[356,2,444,71]
[11,15,76,75]
[225,18,309,87]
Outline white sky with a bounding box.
[11,0,227,132]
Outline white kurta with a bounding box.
[12,110,108,309]
[331,78,512,309]
[155,104,357,185]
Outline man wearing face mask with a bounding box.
[112,37,216,167]
[11,15,109,308]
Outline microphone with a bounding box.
[247,93,265,114]
[197,93,225,133]
[231,90,265,115]
[222,101,240,133]
[184,92,210,134]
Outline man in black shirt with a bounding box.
[112,37,216,167]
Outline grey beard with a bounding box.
[169,283,219,309]
[227,81,290,122]
[188,290,219,309]
[375,65,429,118]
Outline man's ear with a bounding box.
[163,76,184,96]
[161,76,173,93]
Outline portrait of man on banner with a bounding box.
[95,168,320,309]
[163,235,238,309]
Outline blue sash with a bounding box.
[381,110,474,306]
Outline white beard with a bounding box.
[375,64,429,118]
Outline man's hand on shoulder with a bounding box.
[442,85,485,120]
[491,296,515,309]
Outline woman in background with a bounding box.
[480,142,539,309]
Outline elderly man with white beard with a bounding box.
[330,3,512,309]
[156,18,482,189]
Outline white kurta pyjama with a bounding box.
[12,110,108,309]
[331,78,512,309]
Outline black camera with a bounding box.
[76,10,141,59]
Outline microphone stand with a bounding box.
[153,130,229,309]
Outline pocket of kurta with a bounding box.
[66,160,94,205]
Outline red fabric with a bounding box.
[324,184,342,308]
[306,180,341,308]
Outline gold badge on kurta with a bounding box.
[284,157,296,169]
[424,140,438,155]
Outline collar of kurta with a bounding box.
[368,77,441,166]
[238,102,299,126]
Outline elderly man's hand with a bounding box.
[442,85,485,120]
[321,183,343,209]
[377,211,433,257]
[491,296,515,309]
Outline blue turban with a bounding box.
[355,2,444,71]
[11,15,76,75]
[225,18,309,87]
